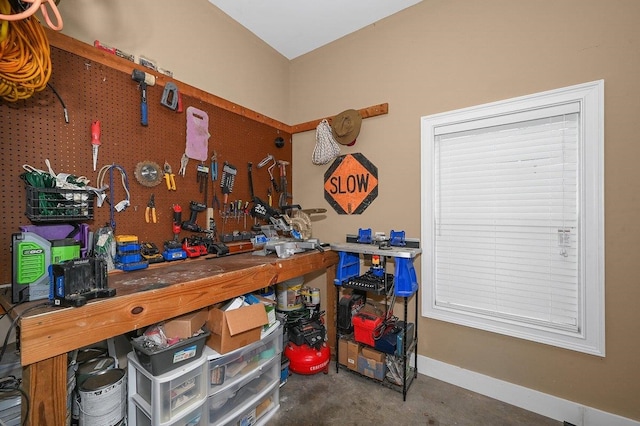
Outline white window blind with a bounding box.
[434,111,579,331]
[421,80,605,355]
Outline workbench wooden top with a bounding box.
[0,250,338,366]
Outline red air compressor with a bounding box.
[284,341,330,375]
[284,312,331,375]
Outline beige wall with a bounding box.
[54,0,640,421]
[291,0,640,421]
[56,0,290,122]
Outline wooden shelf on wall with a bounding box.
[45,30,389,137]
[290,103,389,134]
[45,28,292,134]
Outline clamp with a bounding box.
[160,82,179,110]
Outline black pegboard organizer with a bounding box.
[0,41,292,284]
[25,185,95,222]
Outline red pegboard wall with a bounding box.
[0,47,292,284]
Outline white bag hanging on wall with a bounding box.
[312,119,341,165]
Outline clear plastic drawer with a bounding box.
[207,323,282,395]
[208,356,279,424]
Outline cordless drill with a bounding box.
[172,205,182,241]
[182,201,207,232]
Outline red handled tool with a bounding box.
[172,204,182,241]
[91,120,101,171]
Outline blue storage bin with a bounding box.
[334,251,360,285]
[394,257,418,296]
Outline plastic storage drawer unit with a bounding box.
[208,356,280,424]
[224,383,280,426]
[207,323,282,395]
[128,350,208,425]
[130,398,206,426]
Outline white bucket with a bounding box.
[277,276,304,311]
[76,356,115,388]
[78,368,126,426]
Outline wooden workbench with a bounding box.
[0,250,338,426]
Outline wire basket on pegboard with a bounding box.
[25,186,95,222]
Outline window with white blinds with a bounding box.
[421,81,605,355]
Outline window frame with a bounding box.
[420,80,605,356]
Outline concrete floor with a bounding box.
[268,366,562,426]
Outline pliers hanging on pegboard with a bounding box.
[163,161,176,190]
[145,194,157,223]
[197,163,209,193]
[178,153,189,177]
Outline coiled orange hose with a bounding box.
[0,10,51,102]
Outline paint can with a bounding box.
[276,276,304,311]
[304,287,320,305]
[302,286,321,315]
[78,368,126,426]
[300,286,311,304]
[260,286,276,301]
[75,347,108,365]
[76,356,116,388]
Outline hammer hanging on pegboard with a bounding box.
[131,69,155,126]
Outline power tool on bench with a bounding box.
[50,257,115,307]
[199,233,229,256]
[163,204,187,261]
[163,240,187,261]
[140,242,164,263]
[182,235,207,258]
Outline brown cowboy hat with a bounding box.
[331,109,362,146]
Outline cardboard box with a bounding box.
[206,303,268,354]
[358,354,386,381]
[361,346,386,363]
[162,308,208,339]
[338,337,349,367]
[347,340,361,371]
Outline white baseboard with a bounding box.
[417,355,639,426]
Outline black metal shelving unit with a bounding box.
[331,241,421,401]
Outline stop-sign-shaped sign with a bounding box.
[324,153,378,214]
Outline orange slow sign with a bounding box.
[324,153,378,214]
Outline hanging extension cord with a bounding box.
[0,0,63,30]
